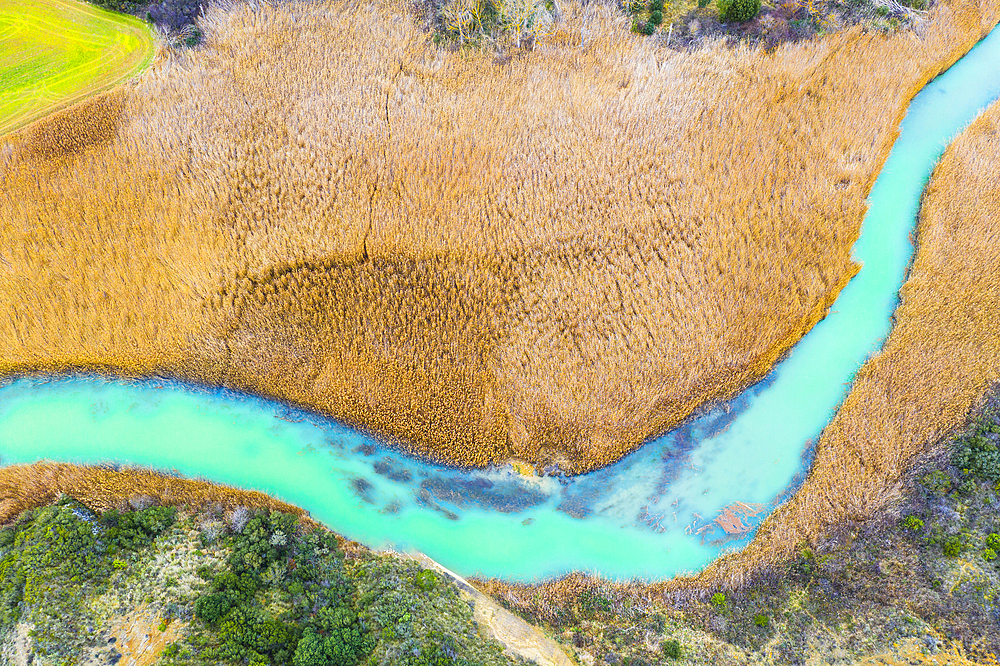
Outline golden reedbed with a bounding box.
[0,0,996,476]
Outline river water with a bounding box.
[2,24,1000,581]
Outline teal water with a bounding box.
[3,26,1000,581]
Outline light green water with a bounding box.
[2,24,1000,581]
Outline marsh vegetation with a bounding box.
[2,0,997,477]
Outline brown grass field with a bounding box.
[475,84,1000,606]
[1,0,998,473]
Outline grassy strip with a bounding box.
[0,0,154,135]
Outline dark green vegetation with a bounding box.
[717,0,761,22]
[0,498,177,661]
[0,502,517,666]
[492,390,1000,665]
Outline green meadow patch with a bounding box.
[0,0,154,135]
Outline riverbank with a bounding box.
[474,69,1000,640]
[675,68,1000,594]
[5,431,999,665]
[477,425,1000,664]
[2,0,999,474]
[0,490,537,665]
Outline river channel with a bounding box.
[2,23,1000,582]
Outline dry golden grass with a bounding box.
[477,75,1000,604]
[0,461,318,528]
[1,0,998,472]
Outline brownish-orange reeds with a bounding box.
[1,0,998,473]
[0,461,319,528]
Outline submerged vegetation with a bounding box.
[2,0,998,479]
[477,398,1000,664]
[0,499,518,665]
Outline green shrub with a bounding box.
[649,0,664,10]
[753,613,769,627]
[195,593,232,624]
[902,515,924,531]
[579,589,615,614]
[698,0,710,6]
[661,638,682,659]
[718,0,760,21]
[921,471,952,496]
[184,27,203,48]
[953,433,1000,482]
[710,592,727,610]
[419,632,462,666]
[943,535,965,557]
[983,548,997,562]
[415,569,439,591]
[293,629,326,666]
[650,10,664,24]
[640,20,656,34]
[986,533,1000,550]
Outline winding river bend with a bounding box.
[3,25,1000,582]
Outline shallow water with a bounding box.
[3,25,1000,581]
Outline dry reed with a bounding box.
[1,0,998,472]
[0,461,318,528]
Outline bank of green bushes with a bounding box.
[0,498,177,660]
[0,501,515,666]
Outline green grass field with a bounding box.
[0,0,154,135]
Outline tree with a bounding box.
[293,630,327,666]
[718,0,761,21]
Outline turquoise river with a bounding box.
[2,24,1000,582]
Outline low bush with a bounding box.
[921,470,952,496]
[902,515,924,531]
[953,433,1000,482]
[661,638,682,659]
[718,0,760,21]
[194,592,232,624]
[753,613,769,627]
[942,535,965,557]
[415,569,439,591]
[710,592,727,610]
